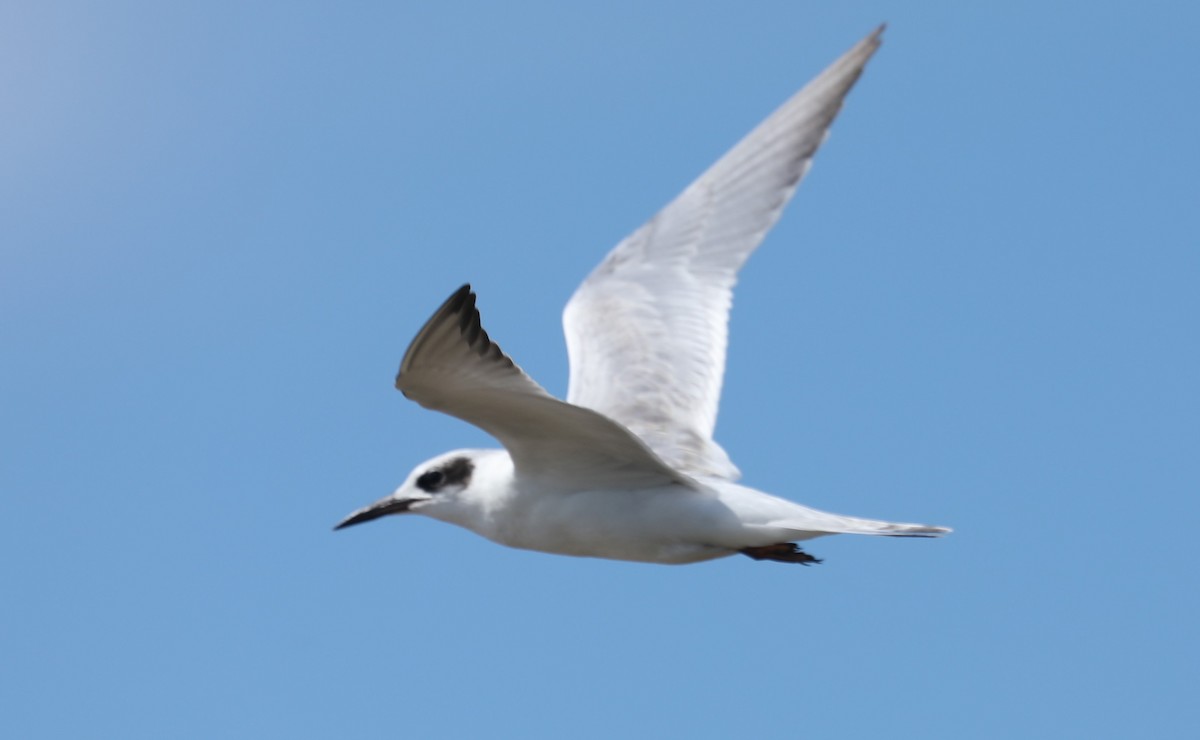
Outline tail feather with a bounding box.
[774,513,952,538]
[871,523,952,538]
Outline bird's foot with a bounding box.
[740,543,822,565]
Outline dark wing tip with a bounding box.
[395,284,472,387]
[434,284,474,323]
[440,287,514,366]
[448,283,473,311]
[395,284,517,389]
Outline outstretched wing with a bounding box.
[563,27,883,480]
[397,285,689,490]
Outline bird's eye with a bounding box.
[416,470,446,492]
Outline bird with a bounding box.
[335,26,950,565]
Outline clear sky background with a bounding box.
[3,2,1197,738]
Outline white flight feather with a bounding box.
[564,27,883,479]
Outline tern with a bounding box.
[336,26,950,565]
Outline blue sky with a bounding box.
[2,1,1197,737]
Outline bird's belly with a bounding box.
[487,486,743,564]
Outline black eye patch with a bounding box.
[441,457,474,486]
[416,470,445,491]
[415,457,474,493]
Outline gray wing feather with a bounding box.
[398,285,689,490]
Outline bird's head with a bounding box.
[333,450,483,531]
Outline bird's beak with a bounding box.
[333,496,417,530]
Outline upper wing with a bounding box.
[397,285,689,490]
[563,27,883,480]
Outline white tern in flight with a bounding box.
[336,26,950,565]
